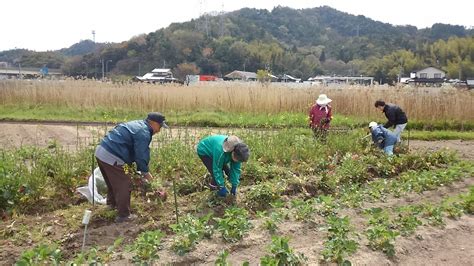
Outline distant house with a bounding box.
[409,67,445,86]
[185,74,219,85]
[224,70,257,81]
[467,78,474,89]
[412,66,446,79]
[307,76,374,86]
[135,68,180,83]
[278,74,301,83]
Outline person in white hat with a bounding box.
[196,135,250,197]
[368,121,398,155]
[309,94,333,141]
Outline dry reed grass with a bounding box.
[0,80,473,122]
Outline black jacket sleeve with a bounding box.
[384,104,407,128]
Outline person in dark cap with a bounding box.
[95,112,168,223]
[196,135,250,198]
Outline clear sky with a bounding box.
[1,0,472,52]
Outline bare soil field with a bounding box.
[1,122,473,265]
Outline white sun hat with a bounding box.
[316,94,332,105]
[222,135,242,152]
[368,121,378,128]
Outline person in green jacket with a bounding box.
[197,135,250,197]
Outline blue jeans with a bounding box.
[383,145,394,156]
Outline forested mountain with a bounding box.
[1,6,473,83]
[58,40,105,57]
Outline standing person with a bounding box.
[309,94,333,141]
[197,135,250,197]
[369,121,398,156]
[374,100,408,142]
[95,112,168,223]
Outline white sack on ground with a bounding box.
[76,167,107,204]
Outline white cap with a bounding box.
[368,121,378,128]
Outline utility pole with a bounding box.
[219,1,225,37]
[106,60,112,78]
[101,59,105,81]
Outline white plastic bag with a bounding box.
[76,167,107,204]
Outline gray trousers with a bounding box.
[96,158,131,218]
[393,123,407,142]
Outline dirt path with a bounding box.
[410,139,474,161]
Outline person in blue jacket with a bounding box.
[95,112,168,223]
[197,135,250,197]
[369,121,397,156]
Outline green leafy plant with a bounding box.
[68,247,101,265]
[461,186,474,214]
[260,236,306,266]
[441,199,464,219]
[15,243,63,266]
[244,181,283,211]
[215,249,230,266]
[365,208,399,257]
[171,213,213,255]
[315,195,339,217]
[394,211,422,236]
[290,199,315,222]
[126,230,164,264]
[421,204,445,227]
[321,216,358,264]
[214,207,252,242]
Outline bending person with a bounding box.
[95,112,168,223]
[369,121,397,156]
[197,135,250,197]
[374,100,408,142]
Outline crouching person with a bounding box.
[368,121,397,156]
[197,135,250,197]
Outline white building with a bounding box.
[411,67,445,79]
[135,68,179,83]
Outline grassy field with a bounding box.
[1,80,473,130]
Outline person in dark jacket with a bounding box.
[369,121,397,155]
[374,100,408,142]
[197,135,250,198]
[95,112,168,223]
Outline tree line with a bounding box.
[1,6,473,83]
